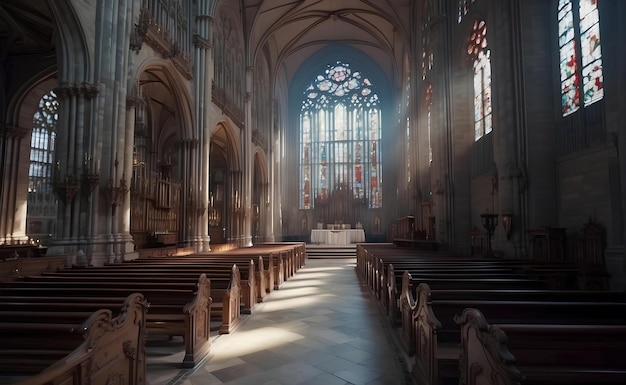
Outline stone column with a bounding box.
[491,1,528,258]
[242,67,254,247]
[188,139,202,249]
[193,4,213,251]
[228,169,243,244]
[46,83,100,265]
[268,99,279,242]
[117,95,141,261]
[600,1,626,289]
[262,182,272,242]
[0,125,30,245]
[430,2,455,247]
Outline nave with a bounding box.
[146,258,410,385]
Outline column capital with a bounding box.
[193,35,212,50]
[54,82,100,98]
[126,96,146,109]
[178,138,200,148]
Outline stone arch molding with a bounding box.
[48,0,92,85]
[210,121,242,172]
[134,58,196,143]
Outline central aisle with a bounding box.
[152,258,411,385]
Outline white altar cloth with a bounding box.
[310,229,366,245]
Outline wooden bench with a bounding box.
[1,256,66,282]
[24,266,241,334]
[195,249,286,290]
[0,273,215,368]
[411,282,626,385]
[76,258,257,313]
[0,293,147,385]
[388,263,548,326]
[455,307,626,385]
[250,242,307,276]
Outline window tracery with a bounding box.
[300,61,382,209]
[458,0,476,23]
[27,90,58,236]
[558,0,603,116]
[468,20,492,141]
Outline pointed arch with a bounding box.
[467,19,492,141]
[47,0,91,84]
[299,60,383,210]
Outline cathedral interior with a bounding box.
[0,0,625,290]
[2,1,626,385]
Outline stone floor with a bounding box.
[146,258,413,385]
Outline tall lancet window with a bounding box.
[425,84,433,163]
[27,90,58,237]
[458,0,476,23]
[468,20,492,141]
[300,61,382,209]
[558,0,603,117]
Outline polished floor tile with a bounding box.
[147,258,412,385]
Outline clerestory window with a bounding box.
[558,0,603,117]
[468,20,493,141]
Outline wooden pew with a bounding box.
[0,293,147,385]
[411,282,626,385]
[61,258,257,314]
[151,242,304,291]
[455,307,626,385]
[388,263,548,326]
[17,267,241,334]
[251,242,307,276]
[0,273,215,368]
[1,256,67,282]
[195,249,285,290]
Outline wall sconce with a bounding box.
[501,213,513,240]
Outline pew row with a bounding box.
[21,265,241,334]
[455,307,626,385]
[410,281,626,385]
[61,258,256,314]
[0,273,218,368]
[113,256,264,307]
[0,293,147,385]
[194,250,286,290]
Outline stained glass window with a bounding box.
[29,91,58,194]
[468,20,492,141]
[422,23,433,80]
[458,0,476,23]
[405,79,411,186]
[300,61,382,209]
[559,0,580,115]
[558,0,603,117]
[425,84,433,163]
[27,90,58,237]
[579,0,603,106]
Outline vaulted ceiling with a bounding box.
[0,0,413,96]
[0,0,54,58]
[241,0,413,87]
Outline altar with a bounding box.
[310,229,366,245]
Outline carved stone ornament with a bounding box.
[130,7,150,53]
